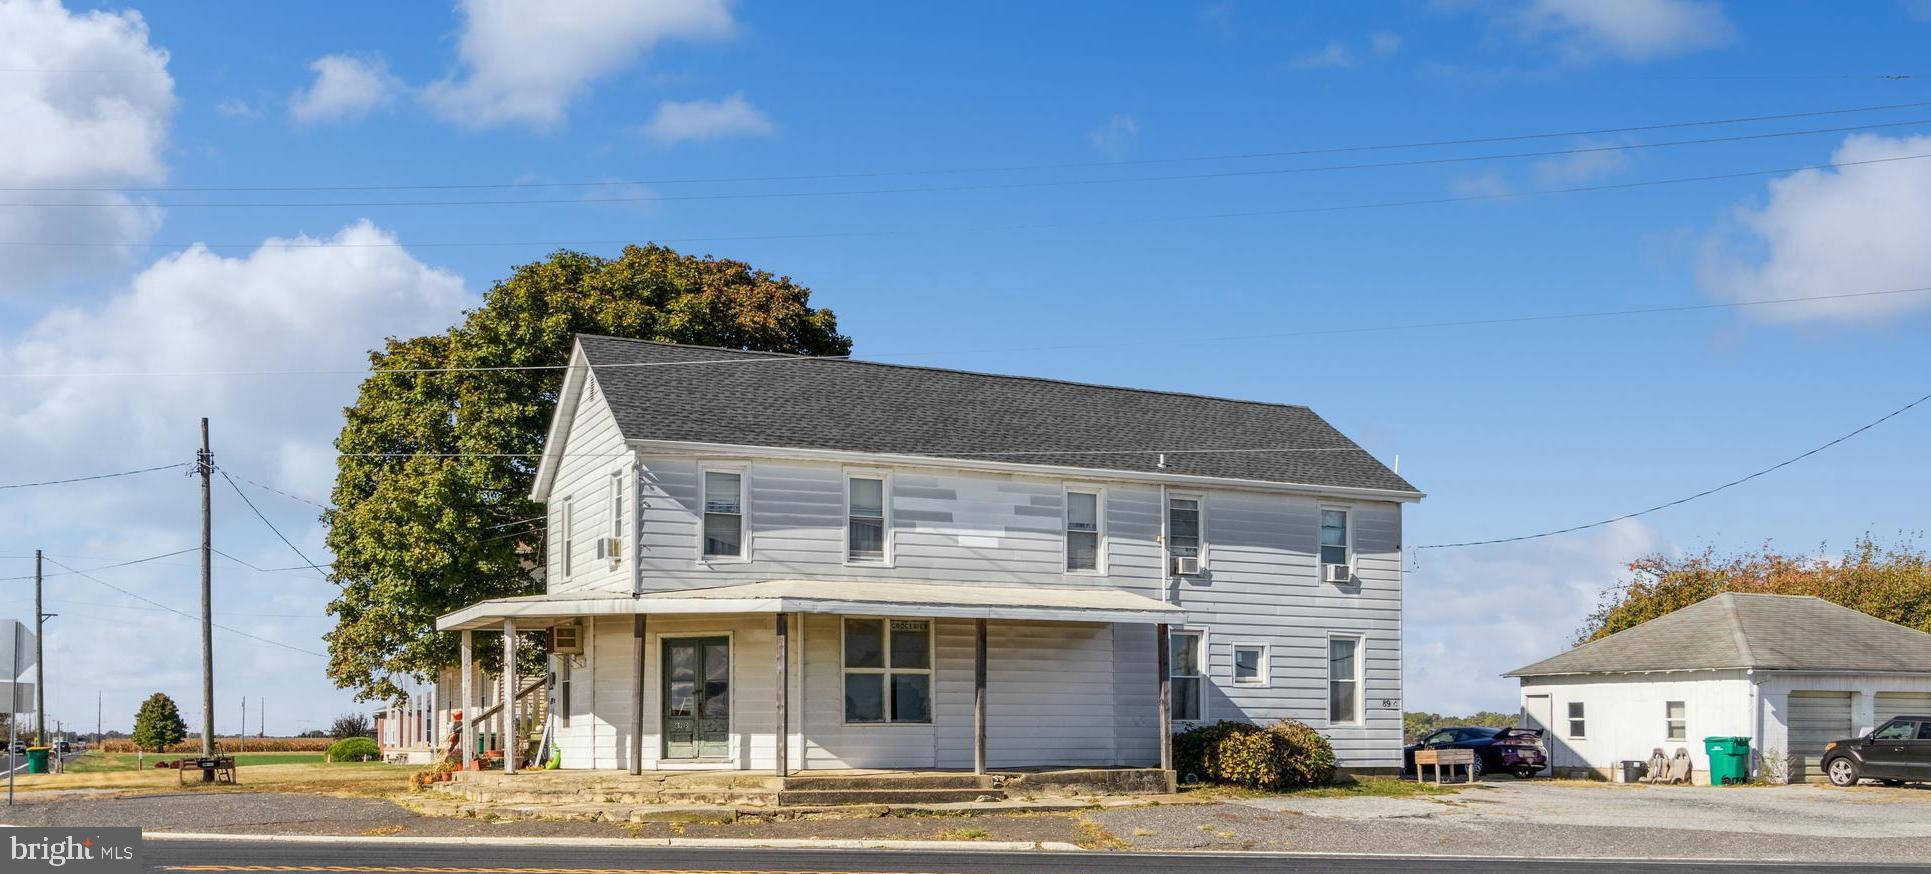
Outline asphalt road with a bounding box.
[144,839,1931,873]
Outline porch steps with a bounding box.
[776,787,1003,806]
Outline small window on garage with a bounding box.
[1664,701,1686,741]
[1567,702,1586,738]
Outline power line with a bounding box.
[218,470,331,579]
[39,556,325,657]
[8,99,1931,193]
[0,463,187,489]
[6,117,1929,210]
[0,352,849,379]
[217,469,330,511]
[10,146,1931,256]
[1416,389,1931,551]
[212,549,334,576]
[0,548,198,582]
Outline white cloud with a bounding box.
[1697,134,1931,324]
[1531,137,1632,187]
[423,0,735,129]
[290,54,402,124]
[1459,0,1733,63]
[1405,520,1666,714]
[1087,114,1140,158]
[638,92,775,145]
[1290,41,1356,69]
[215,97,263,120]
[0,0,174,293]
[0,220,473,734]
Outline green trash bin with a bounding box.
[1704,736,1751,785]
[24,746,50,774]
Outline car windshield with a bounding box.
[1422,730,1457,745]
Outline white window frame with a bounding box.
[559,496,574,579]
[1318,504,1355,580]
[1326,633,1364,726]
[1664,701,1686,741]
[1062,484,1106,575]
[1567,701,1587,739]
[606,470,625,564]
[696,462,749,563]
[1164,490,1206,575]
[1232,643,1270,687]
[839,616,933,725]
[1168,628,1207,724]
[842,470,893,567]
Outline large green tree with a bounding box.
[132,692,187,752]
[324,245,850,702]
[1578,535,1931,644]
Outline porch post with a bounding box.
[502,619,517,774]
[459,631,474,769]
[974,618,987,775]
[1155,623,1172,774]
[774,613,789,778]
[630,614,645,775]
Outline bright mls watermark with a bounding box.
[5,828,140,873]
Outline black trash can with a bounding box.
[1621,760,1647,783]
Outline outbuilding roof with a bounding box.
[1507,593,1931,678]
[572,334,1418,496]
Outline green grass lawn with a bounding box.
[63,750,345,773]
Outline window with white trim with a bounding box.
[1664,701,1685,741]
[1567,702,1587,739]
[1065,488,1101,572]
[1169,630,1204,721]
[1320,507,1351,574]
[847,476,887,563]
[1327,637,1361,724]
[559,496,574,578]
[701,470,744,559]
[608,471,624,540]
[842,618,930,723]
[1233,644,1268,686]
[1167,496,1200,562]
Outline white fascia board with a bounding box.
[626,438,1424,503]
[529,343,595,502]
[436,594,1185,631]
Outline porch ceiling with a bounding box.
[435,578,1184,631]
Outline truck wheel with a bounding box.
[1826,757,1860,787]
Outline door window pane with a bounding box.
[844,674,884,723]
[1171,677,1201,721]
[844,619,884,668]
[891,674,931,722]
[1170,632,1200,675]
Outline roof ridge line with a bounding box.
[1720,593,1756,668]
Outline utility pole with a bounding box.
[33,550,44,746]
[198,418,215,782]
[96,692,101,746]
[240,697,246,753]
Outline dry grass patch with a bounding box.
[14,755,413,799]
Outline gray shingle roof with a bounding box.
[1508,593,1931,677]
[576,335,1418,495]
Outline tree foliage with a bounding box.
[330,712,373,739]
[132,692,187,752]
[1579,535,1931,645]
[325,245,850,701]
[1403,710,1519,743]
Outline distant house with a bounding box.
[429,335,1422,779]
[1507,593,1931,782]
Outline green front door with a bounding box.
[662,636,731,759]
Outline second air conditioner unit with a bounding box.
[595,536,622,561]
[1172,555,1201,576]
[549,624,584,655]
[1324,563,1352,584]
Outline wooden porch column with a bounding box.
[630,614,645,775]
[459,631,474,769]
[774,613,789,778]
[1155,623,1172,774]
[974,618,988,775]
[502,619,517,774]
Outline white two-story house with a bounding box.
[436,335,1422,780]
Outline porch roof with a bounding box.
[435,579,1184,631]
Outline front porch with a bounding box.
[432,766,1173,811]
[436,579,1185,789]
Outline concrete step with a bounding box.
[776,788,1006,806]
[783,773,996,791]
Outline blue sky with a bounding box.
[2,0,1929,733]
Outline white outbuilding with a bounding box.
[1507,593,1931,782]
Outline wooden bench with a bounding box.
[1413,747,1478,784]
[168,756,238,785]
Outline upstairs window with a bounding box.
[608,471,624,539]
[1328,637,1361,724]
[843,618,930,723]
[1169,630,1204,721]
[1065,489,1101,572]
[847,476,887,563]
[1167,496,1201,560]
[1665,701,1686,741]
[1320,508,1351,573]
[1568,702,1587,739]
[701,470,744,559]
[559,497,574,578]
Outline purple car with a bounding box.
[1404,726,1548,779]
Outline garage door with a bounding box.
[1788,691,1853,782]
[1875,692,1931,725]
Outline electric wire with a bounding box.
[0,547,198,582]
[218,470,331,579]
[39,556,326,657]
[216,468,331,511]
[0,463,188,489]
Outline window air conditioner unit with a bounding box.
[1171,555,1200,576]
[595,536,622,561]
[1324,563,1352,584]
[549,624,584,655]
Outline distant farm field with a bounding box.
[97,737,334,753]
